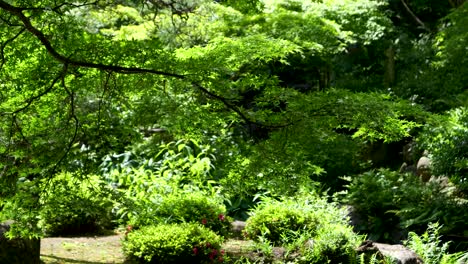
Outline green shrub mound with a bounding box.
[154,192,232,236]
[302,224,361,264]
[244,195,362,263]
[344,168,468,242]
[417,107,468,193]
[122,188,231,236]
[243,198,320,244]
[38,173,115,236]
[122,223,224,263]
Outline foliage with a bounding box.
[37,173,115,236]
[244,194,363,262]
[0,0,465,250]
[0,172,115,237]
[343,169,468,242]
[100,139,230,233]
[417,107,468,192]
[101,139,216,187]
[132,190,231,236]
[301,224,361,264]
[0,177,42,238]
[405,223,468,264]
[108,167,229,232]
[122,222,225,263]
[243,198,320,244]
[393,2,468,111]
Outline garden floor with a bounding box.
[40,235,257,264]
[41,234,127,264]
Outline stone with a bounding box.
[344,205,365,232]
[417,156,432,182]
[399,162,417,176]
[0,221,41,264]
[402,142,418,164]
[357,240,423,264]
[231,220,246,238]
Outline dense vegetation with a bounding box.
[0,0,467,262]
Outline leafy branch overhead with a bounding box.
[0,0,273,129]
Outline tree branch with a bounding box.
[50,64,79,175]
[0,0,184,78]
[400,0,430,32]
[0,0,291,129]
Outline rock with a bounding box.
[231,220,246,238]
[0,221,41,264]
[402,142,418,164]
[344,205,365,232]
[399,162,417,176]
[417,156,432,182]
[272,246,286,259]
[357,240,423,264]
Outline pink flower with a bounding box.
[193,247,199,255]
[218,214,225,221]
[201,218,207,225]
[209,249,218,260]
[124,225,133,236]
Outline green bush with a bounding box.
[243,197,320,245]
[103,140,231,235]
[405,223,468,264]
[122,223,225,263]
[344,169,468,242]
[342,169,403,242]
[302,224,361,264]
[154,192,232,236]
[119,183,231,235]
[417,107,468,193]
[244,195,362,263]
[38,173,115,236]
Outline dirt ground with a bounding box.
[41,234,127,264]
[40,235,257,264]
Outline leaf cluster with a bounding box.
[122,222,224,263]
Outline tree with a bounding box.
[0,0,437,237]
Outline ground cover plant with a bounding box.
[244,195,363,263]
[344,168,468,243]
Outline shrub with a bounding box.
[417,107,468,194]
[118,182,231,236]
[38,173,115,236]
[243,197,321,245]
[122,223,225,263]
[302,224,361,264]
[405,223,468,264]
[244,195,363,263]
[342,169,404,242]
[344,169,468,242]
[153,192,232,236]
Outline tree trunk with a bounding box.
[384,45,395,88]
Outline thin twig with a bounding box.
[400,0,430,32]
[51,63,79,175]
